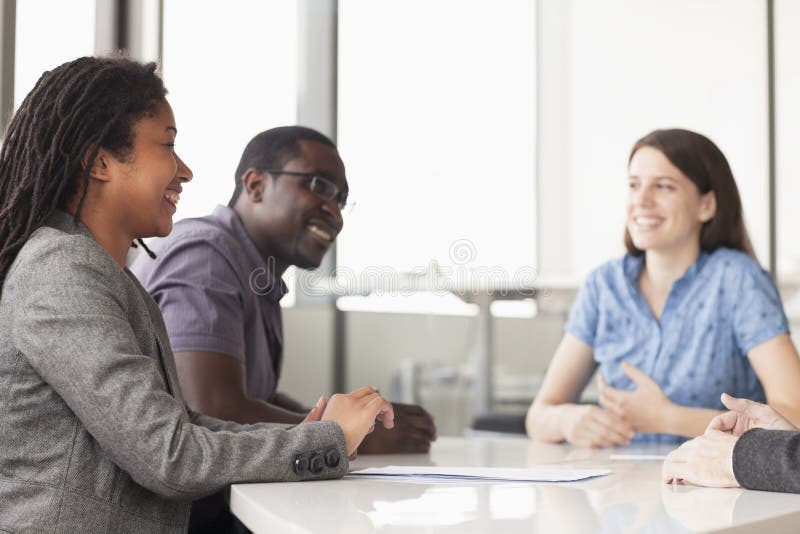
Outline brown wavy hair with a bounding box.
[624,128,755,258]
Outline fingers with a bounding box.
[598,382,628,417]
[586,422,629,447]
[351,386,380,399]
[705,428,733,441]
[663,456,688,484]
[589,416,634,446]
[599,388,623,415]
[391,403,433,421]
[597,376,625,395]
[366,394,395,429]
[385,428,434,452]
[596,374,610,399]
[397,436,432,453]
[720,393,766,420]
[565,405,634,447]
[597,372,614,394]
[302,396,327,423]
[359,425,433,454]
[391,403,437,439]
[662,441,694,483]
[595,409,635,436]
[404,419,437,440]
[328,389,394,427]
[707,411,738,433]
[392,403,428,416]
[572,408,634,447]
[620,361,653,386]
[397,424,435,441]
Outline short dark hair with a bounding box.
[624,128,755,258]
[0,55,167,285]
[228,126,337,206]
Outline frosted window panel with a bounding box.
[566,0,768,277]
[14,0,95,110]
[162,0,298,222]
[776,0,800,281]
[337,0,536,280]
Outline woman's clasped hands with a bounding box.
[598,360,675,434]
[563,360,674,448]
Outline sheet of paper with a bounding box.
[609,454,667,461]
[347,465,610,482]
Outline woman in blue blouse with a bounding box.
[526,129,800,446]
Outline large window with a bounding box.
[14,0,95,110]
[161,0,298,222]
[337,0,537,287]
[776,0,800,290]
[555,0,769,278]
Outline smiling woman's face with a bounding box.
[111,99,193,239]
[626,146,715,254]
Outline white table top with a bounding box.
[230,436,800,533]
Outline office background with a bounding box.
[2,0,799,435]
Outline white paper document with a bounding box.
[347,465,610,483]
[609,454,667,461]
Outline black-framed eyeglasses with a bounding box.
[262,169,354,213]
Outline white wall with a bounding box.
[776,0,800,281]
[540,0,770,279]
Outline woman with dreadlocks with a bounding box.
[0,56,392,534]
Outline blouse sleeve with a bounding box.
[733,267,789,355]
[564,269,601,347]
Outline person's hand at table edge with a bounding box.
[319,386,394,458]
[359,402,437,454]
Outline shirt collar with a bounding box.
[623,253,645,289]
[682,250,710,281]
[212,205,289,303]
[46,209,91,237]
[624,250,710,290]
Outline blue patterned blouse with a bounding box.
[565,247,788,444]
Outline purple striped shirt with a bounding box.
[131,205,287,404]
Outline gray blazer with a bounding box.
[0,211,348,533]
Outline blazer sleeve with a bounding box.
[10,239,348,500]
[187,408,294,433]
[733,428,800,493]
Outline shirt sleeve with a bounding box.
[733,428,800,493]
[733,266,789,355]
[144,238,246,361]
[564,270,600,347]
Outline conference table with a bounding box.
[230,435,800,533]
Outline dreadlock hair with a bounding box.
[0,56,167,286]
[228,126,337,207]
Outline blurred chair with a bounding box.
[471,412,527,434]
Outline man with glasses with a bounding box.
[132,125,436,452]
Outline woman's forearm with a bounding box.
[663,403,722,437]
[526,402,577,442]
